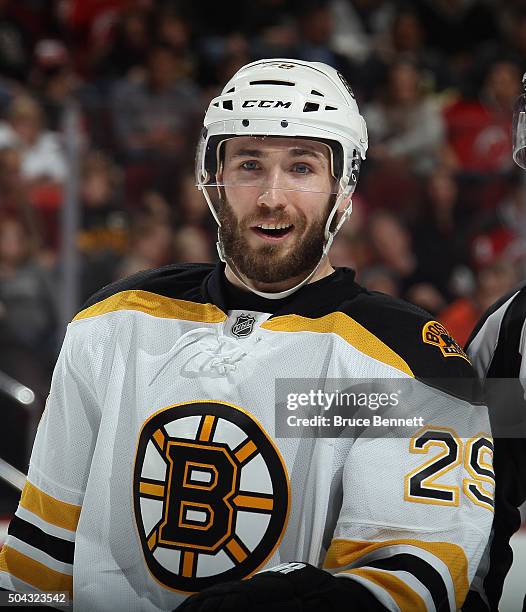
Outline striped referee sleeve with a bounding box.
[465,284,526,378]
[0,479,81,598]
[324,538,465,612]
[464,282,526,611]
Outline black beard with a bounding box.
[217,197,330,284]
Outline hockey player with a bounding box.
[0,59,493,612]
[462,74,526,611]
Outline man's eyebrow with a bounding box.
[229,148,267,158]
[229,147,327,162]
[289,147,327,162]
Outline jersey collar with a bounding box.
[203,262,362,317]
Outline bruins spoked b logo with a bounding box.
[133,401,290,593]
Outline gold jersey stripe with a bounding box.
[19,481,81,532]
[139,481,165,498]
[346,567,427,612]
[0,546,72,596]
[233,494,274,511]
[261,312,414,377]
[324,538,468,609]
[73,290,227,324]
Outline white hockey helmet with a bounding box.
[513,72,526,169]
[196,58,368,298]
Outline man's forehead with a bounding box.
[224,136,330,159]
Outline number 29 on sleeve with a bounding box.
[404,426,494,511]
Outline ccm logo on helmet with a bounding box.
[242,100,292,108]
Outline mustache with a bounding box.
[241,212,301,227]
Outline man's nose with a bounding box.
[257,188,288,209]
[257,169,289,208]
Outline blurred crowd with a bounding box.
[1,0,526,421]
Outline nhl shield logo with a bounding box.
[231,314,255,338]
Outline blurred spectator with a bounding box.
[328,232,355,268]
[156,9,195,78]
[195,0,294,88]
[293,1,356,81]
[0,216,58,390]
[364,59,445,174]
[440,259,518,346]
[330,0,394,64]
[173,225,214,264]
[470,225,517,272]
[117,215,173,279]
[60,0,135,77]
[77,151,129,302]
[437,220,521,347]
[0,207,54,509]
[0,94,67,183]
[141,190,173,226]
[329,194,368,269]
[242,0,296,38]
[0,147,43,246]
[367,210,447,314]
[498,174,526,276]
[110,42,200,162]
[379,9,430,63]
[360,7,450,100]
[78,151,127,255]
[359,265,399,297]
[186,0,295,39]
[0,0,34,82]
[476,8,526,77]
[197,33,252,94]
[410,168,469,302]
[176,171,211,229]
[214,40,252,90]
[443,59,521,175]
[415,0,498,61]
[94,6,153,80]
[252,19,297,63]
[442,59,522,214]
[109,41,203,205]
[28,39,78,131]
[0,147,24,216]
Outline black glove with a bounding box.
[175,561,386,612]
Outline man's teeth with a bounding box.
[257,223,293,230]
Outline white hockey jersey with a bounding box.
[0,263,494,611]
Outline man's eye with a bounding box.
[241,161,259,170]
[293,163,311,174]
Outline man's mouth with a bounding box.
[252,223,295,241]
